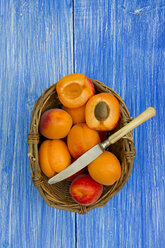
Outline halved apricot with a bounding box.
[85,93,120,131]
[56,73,95,108]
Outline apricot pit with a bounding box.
[94,101,110,121]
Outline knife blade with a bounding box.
[48,107,156,184]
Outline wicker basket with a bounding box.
[28,79,135,214]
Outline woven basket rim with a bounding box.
[28,79,135,214]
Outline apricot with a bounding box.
[85,93,120,131]
[56,73,95,108]
[39,109,72,139]
[39,140,71,177]
[88,151,121,185]
[70,174,103,206]
[62,105,85,124]
[67,123,100,159]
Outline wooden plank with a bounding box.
[0,0,76,247]
[74,0,165,247]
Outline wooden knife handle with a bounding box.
[108,107,156,145]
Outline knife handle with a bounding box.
[107,107,156,145]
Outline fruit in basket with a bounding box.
[88,151,121,185]
[67,123,100,159]
[56,73,94,108]
[39,140,71,177]
[70,174,103,206]
[38,75,122,200]
[62,105,86,124]
[85,92,120,131]
[39,109,72,139]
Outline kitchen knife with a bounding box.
[48,107,156,184]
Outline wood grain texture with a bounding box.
[74,0,165,247]
[0,0,76,248]
[0,0,165,248]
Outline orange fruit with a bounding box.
[88,151,121,185]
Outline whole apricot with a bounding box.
[56,73,95,108]
[70,174,103,206]
[62,105,85,124]
[85,93,120,131]
[39,139,71,177]
[88,151,121,185]
[67,123,100,159]
[39,108,72,139]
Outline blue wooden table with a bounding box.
[0,0,165,247]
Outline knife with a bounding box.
[48,107,156,184]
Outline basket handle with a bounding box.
[107,107,156,145]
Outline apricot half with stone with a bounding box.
[85,93,120,131]
[56,73,95,108]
